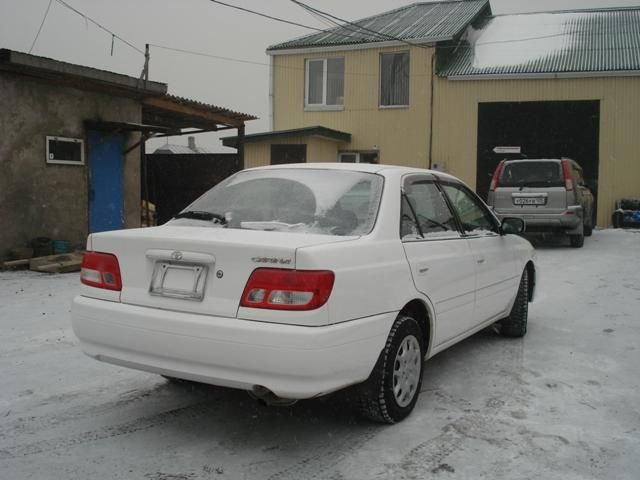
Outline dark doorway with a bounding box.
[146,153,240,224]
[477,100,600,209]
[271,144,307,165]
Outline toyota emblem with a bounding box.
[171,251,183,261]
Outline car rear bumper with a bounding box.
[71,295,394,399]
[495,206,582,231]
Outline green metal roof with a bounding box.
[222,126,351,148]
[268,1,489,52]
[440,8,640,78]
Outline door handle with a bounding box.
[476,257,486,264]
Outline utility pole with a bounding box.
[139,43,150,89]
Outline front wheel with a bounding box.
[358,315,424,424]
[499,269,529,338]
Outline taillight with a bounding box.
[489,160,505,191]
[561,159,573,191]
[81,251,122,291]
[240,268,334,311]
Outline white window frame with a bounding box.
[304,57,345,111]
[379,51,410,109]
[46,136,85,165]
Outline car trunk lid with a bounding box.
[89,226,354,318]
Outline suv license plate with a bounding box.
[150,262,208,301]
[514,197,546,205]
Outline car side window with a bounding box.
[441,183,499,235]
[401,179,459,240]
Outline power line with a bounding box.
[207,0,378,45]
[288,0,430,49]
[207,0,327,33]
[290,0,392,41]
[54,0,145,55]
[148,43,382,77]
[150,43,274,68]
[29,0,54,54]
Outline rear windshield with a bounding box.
[499,161,563,188]
[168,168,384,236]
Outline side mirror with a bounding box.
[501,217,525,235]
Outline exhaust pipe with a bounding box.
[249,385,298,407]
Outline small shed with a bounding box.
[0,48,255,259]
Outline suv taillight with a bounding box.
[561,159,573,191]
[489,160,505,191]
[81,252,122,291]
[240,268,334,311]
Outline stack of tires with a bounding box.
[613,199,640,228]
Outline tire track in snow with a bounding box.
[0,401,217,459]
[0,381,213,442]
[376,332,526,479]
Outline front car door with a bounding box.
[439,181,520,325]
[400,175,477,347]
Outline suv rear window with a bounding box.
[499,161,563,188]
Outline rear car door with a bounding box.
[400,175,477,346]
[440,181,520,325]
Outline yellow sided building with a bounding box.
[223,1,640,226]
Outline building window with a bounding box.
[46,136,84,165]
[271,144,307,165]
[338,151,379,164]
[380,52,409,107]
[305,58,345,109]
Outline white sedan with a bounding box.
[71,163,536,423]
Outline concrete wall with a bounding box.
[432,75,640,227]
[272,45,434,168]
[0,74,142,257]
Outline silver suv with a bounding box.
[487,158,595,248]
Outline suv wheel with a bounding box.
[570,232,585,248]
[584,214,594,237]
[358,315,424,424]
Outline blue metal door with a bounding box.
[88,131,125,233]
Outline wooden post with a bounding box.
[141,133,149,227]
[237,124,245,169]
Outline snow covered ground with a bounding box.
[1,229,638,479]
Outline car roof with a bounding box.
[245,162,461,182]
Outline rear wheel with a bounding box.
[584,213,593,237]
[569,232,584,248]
[358,315,424,424]
[499,270,529,338]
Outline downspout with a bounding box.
[428,48,436,169]
[269,53,274,131]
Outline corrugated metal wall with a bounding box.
[272,45,435,168]
[432,76,640,226]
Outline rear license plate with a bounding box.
[513,197,546,205]
[150,262,208,301]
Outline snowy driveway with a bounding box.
[1,230,639,479]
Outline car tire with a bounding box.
[583,218,593,237]
[569,232,585,248]
[358,315,424,424]
[499,270,529,338]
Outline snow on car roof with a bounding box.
[246,162,461,181]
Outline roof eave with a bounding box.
[0,48,167,96]
[267,37,448,56]
[445,70,640,81]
